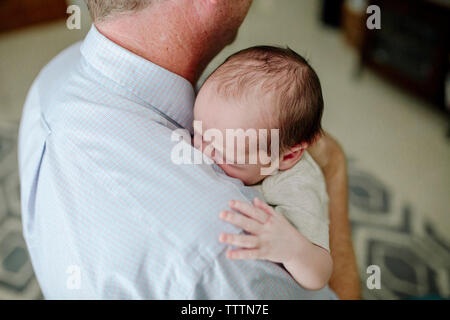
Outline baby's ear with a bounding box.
[278,143,308,171]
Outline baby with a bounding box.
[193,46,332,290]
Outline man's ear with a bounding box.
[279,143,308,171]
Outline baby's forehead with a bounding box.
[196,82,275,130]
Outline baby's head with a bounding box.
[194,46,324,185]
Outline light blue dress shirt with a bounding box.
[18,25,337,299]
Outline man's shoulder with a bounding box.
[38,97,252,262]
[22,42,85,124]
[35,41,83,89]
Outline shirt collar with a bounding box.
[80,24,195,131]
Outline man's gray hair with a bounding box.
[85,0,154,22]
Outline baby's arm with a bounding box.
[219,198,332,290]
[283,232,333,290]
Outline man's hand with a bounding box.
[308,132,362,299]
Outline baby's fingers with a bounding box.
[226,248,261,260]
[220,210,261,234]
[219,233,259,248]
[229,200,268,224]
[253,197,277,216]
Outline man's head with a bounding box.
[85,0,252,44]
[86,0,253,83]
[194,46,324,185]
[86,1,251,19]
[85,0,152,22]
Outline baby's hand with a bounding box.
[219,198,305,265]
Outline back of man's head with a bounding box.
[85,0,153,22]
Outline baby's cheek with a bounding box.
[218,164,242,179]
[239,164,266,186]
[192,134,201,150]
[192,134,211,156]
[218,164,258,186]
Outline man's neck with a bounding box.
[95,3,220,85]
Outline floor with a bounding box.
[0,0,448,299]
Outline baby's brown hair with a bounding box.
[204,46,324,152]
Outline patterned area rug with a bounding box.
[348,159,449,299]
[0,122,42,299]
[0,121,448,300]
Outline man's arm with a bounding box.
[190,249,337,299]
[308,133,361,299]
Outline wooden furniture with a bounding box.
[342,0,367,50]
[0,0,68,33]
[360,0,450,109]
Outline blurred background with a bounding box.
[0,0,449,300]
